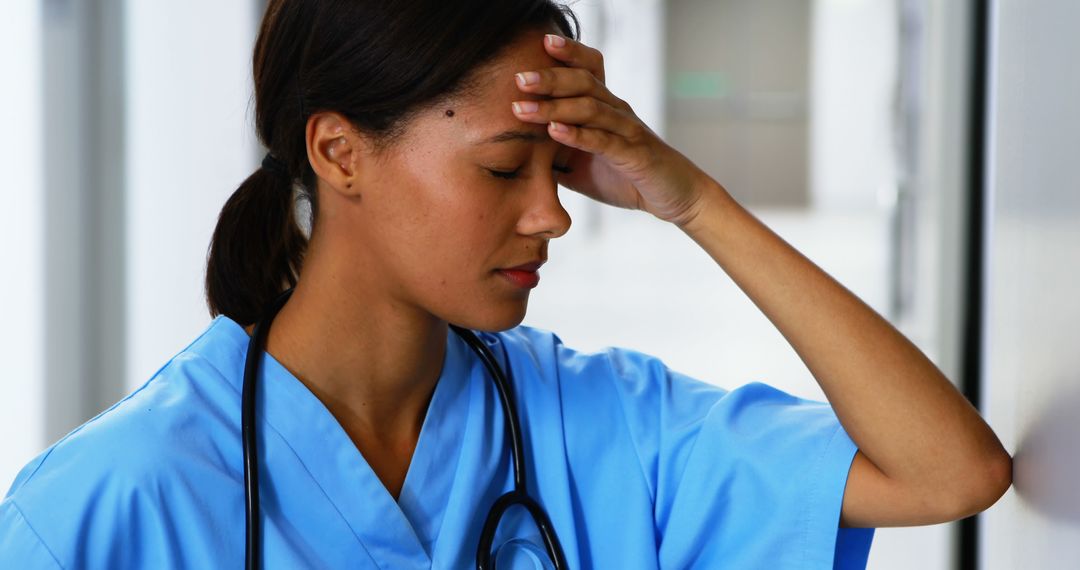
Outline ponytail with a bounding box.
[205,162,308,326]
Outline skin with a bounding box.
[247,28,574,499]
[253,28,1014,526]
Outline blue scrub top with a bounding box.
[1,316,874,568]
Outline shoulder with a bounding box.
[484,323,726,416]
[9,319,244,494]
[478,325,872,567]
[483,324,729,486]
[483,322,669,384]
[3,318,246,564]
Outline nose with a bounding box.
[517,177,572,239]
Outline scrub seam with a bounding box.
[10,499,65,569]
[192,318,252,399]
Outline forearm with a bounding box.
[677,176,1011,499]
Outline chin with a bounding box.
[451,300,529,334]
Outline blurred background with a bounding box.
[2,0,1077,568]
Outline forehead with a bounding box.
[433,30,568,146]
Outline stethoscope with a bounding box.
[242,288,568,569]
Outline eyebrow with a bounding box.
[476,129,552,145]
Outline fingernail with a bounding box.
[516,71,540,86]
[546,34,566,48]
[549,121,568,133]
[512,101,539,114]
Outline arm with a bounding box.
[512,33,1011,528]
[677,176,1012,527]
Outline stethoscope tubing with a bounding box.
[451,323,568,569]
[241,288,567,569]
[241,288,291,570]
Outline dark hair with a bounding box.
[205,0,580,325]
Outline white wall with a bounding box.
[1,0,260,491]
[913,0,974,397]
[809,0,899,212]
[581,0,666,135]
[982,0,1080,567]
[0,2,44,492]
[124,2,260,390]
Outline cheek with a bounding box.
[390,185,504,280]
[416,169,506,245]
[367,153,515,288]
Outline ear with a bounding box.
[305,111,365,199]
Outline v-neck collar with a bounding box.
[210,315,475,567]
[396,329,473,556]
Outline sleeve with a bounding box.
[556,334,875,569]
[506,325,874,569]
[0,499,63,569]
[649,375,875,569]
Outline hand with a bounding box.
[512,34,713,227]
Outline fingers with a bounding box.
[515,67,631,112]
[545,121,652,176]
[543,34,605,83]
[511,96,639,140]
[514,34,656,171]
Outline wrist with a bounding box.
[673,173,733,234]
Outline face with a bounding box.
[314,28,574,332]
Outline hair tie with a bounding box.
[261,153,289,178]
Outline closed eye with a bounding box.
[489,164,574,180]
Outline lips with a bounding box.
[503,260,545,272]
[496,259,545,289]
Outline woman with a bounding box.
[0,1,1011,568]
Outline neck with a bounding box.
[245,249,448,446]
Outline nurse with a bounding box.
[1,0,1011,568]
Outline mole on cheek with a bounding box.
[444,109,455,118]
